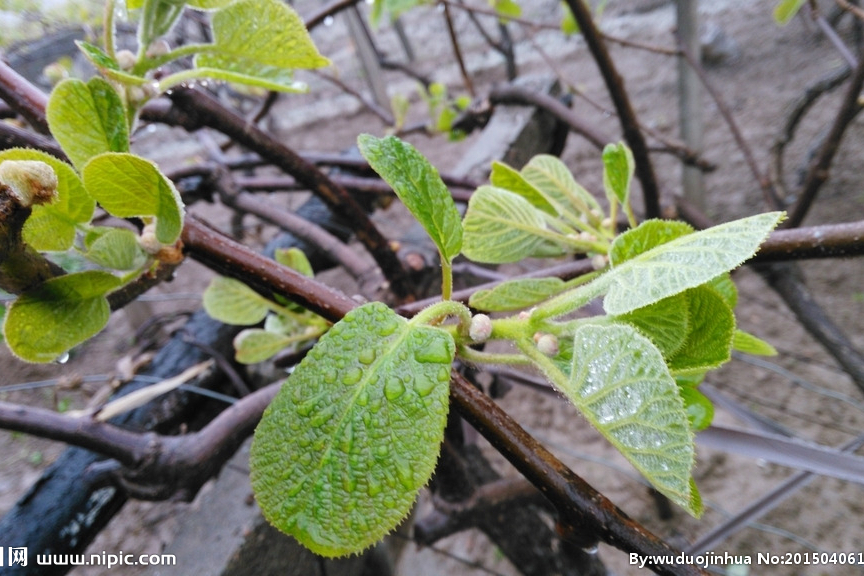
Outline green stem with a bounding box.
[133,43,212,76]
[104,0,117,60]
[531,276,608,321]
[458,345,532,367]
[515,336,568,390]
[409,300,472,339]
[441,257,453,301]
[624,201,638,229]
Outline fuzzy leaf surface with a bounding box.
[489,161,556,215]
[82,153,184,244]
[203,277,271,325]
[609,219,694,266]
[521,154,599,216]
[195,0,330,91]
[469,277,565,312]
[614,292,690,359]
[564,324,699,515]
[462,186,564,263]
[250,302,453,556]
[602,212,783,315]
[774,0,806,24]
[602,142,634,204]
[0,149,93,251]
[46,78,128,171]
[358,135,462,263]
[732,330,778,356]
[85,227,148,271]
[3,271,121,362]
[667,285,735,375]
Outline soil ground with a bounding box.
[2,0,864,575]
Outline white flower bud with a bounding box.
[0,160,58,207]
[591,254,608,270]
[116,50,137,71]
[146,39,171,59]
[138,223,162,255]
[469,313,492,343]
[536,333,559,357]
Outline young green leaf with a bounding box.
[492,0,522,20]
[774,0,806,25]
[358,134,462,264]
[732,330,778,356]
[489,161,557,216]
[0,149,93,252]
[203,277,271,325]
[563,324,700,515]
[614,292,690,359]
[601,142,634,205]
[275,247,314,278]
[469,277,565,312]
[667,285,735,375]
[462,186,566,263]
[369,0,425,25]
[708,273,738,309]
[82,152,184,244]
[679,386,714,431]
[234,328,295,364]
[85,228,149,271]
[186,0,235,9]
[609,219,694,266]
[602,212,784,315]
[521,155,601,217]
[192,0,330,92]
[46,78,129,171]
[250,302,453,556]
[3,271,122,363]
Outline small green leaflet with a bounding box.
[490,161,557,216]
[250,302,453,556]
[602,142,634,205]
[358,135,462,264]
[563,324,700,516]
[667,285,735,375]
[462,186,565,263]
[492,0,522,20]
[0,149,94,252]
[610,219,694,266]
[46,78,129,172]
[233,329,294,364]
[194,0,330,92]
[203,277,271,325]
[521,155,601,218]
[732,330,777,356]
[275,247,314,278]
[773,0,806,25]
[82,153,184,244]
[602,212,784,315]
[369,0,424,26]
[614,292,690,359]
[3,271,122,363]
[679,386,714,431]
[469,277,565,312]
[84,227,148,271]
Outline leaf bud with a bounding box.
[116,49,137,71]
[138,222,162,255]
[591,254,608,270]
[535,333,559,357]
[0,160,58,207]
[469,313,492,343]
[146,39,171,59]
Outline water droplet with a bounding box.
[311,404,336,427]
[54,352,69,365]
[384,377,405,401]
[367,477,382,497]
[582,545,599,555]
[287,479,306,497]
[342,474,357,493]
[323,368,337,384]
[299,452,312,466]
[413,339,452,364]
[324,15,335,26]
[343,367,363,386]
[383,495,397,509]
[395,459,414,489]
[414,375,436,397]
[437,366,451,382]
[296,398,318,417]
[357,391,369,406]
[358,349,376,365]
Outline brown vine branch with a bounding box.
[0,61,51,134]
[442,0,476,97]
[562,0,661,219]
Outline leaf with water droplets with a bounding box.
[250,302,453,557]
[563,324,700,516]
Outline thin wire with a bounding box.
[389,532,511,576]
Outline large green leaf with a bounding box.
[521,155,600,216]
[250,302,453,556]
[358,135,462,263]
[0,149,93,251]
[3,271,122,363]
[203,277,271,325]
[82,153,184,244]
[46,78,129,172]
[489,161,557,216]
[469,277,565,312]
[194,0,330,92]
[602,212,783,315]
[564,324,699,515]
[462,186,565,263]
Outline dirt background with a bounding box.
[2,0,864,574]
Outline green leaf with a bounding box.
[564,324,699,515]
[490,161,557,216]
[561,2,579,35]
[194,0,330,92]
[462,186,565,263]
[234,328,294,364]
[492,0,522,20]
[139,0,185,47]
[3,271,122,363]
[602,142,634,205]
[521,155,600,217]
[250,302,453,556]
[46,78,129,171]
[370,0,426,25]
[358,135,462,263]
[0,149,93,251]
[609,219,694,266]
[774,0,806,24]
[82,153,184,244]
[186,0,234,9]
[203,277,271,325]
[679,386,714,431]
[615,292,690,359]
[668,285,735,375]
[708,273,738,309]
[85,227,148,271]
[732,330,778,356]
[602,212,784,315]
[470,277,565,312]
[75,41,120,72]
[275,247,314,278]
